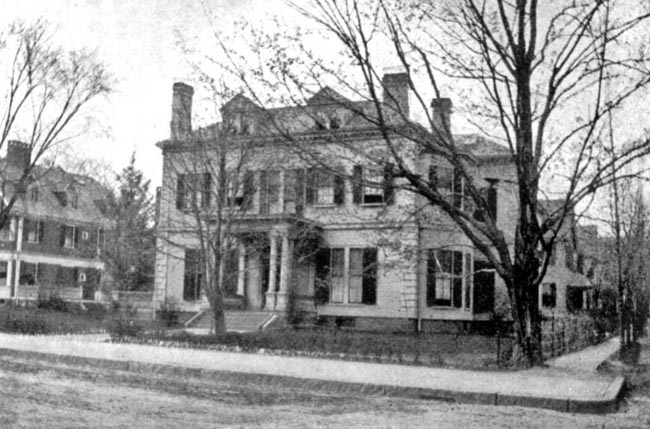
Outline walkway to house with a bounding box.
[546,336,620,372]
[0,332,623,413]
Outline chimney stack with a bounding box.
[382,72,410,119]
[7,141,31,171]
[431,98,452,138]
[170,82,194,139]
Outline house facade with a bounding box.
[154,75,596,331]
[0,142,112,303]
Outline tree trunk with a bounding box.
[211,287,227,335]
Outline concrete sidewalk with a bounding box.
[547,337,620,372]
[0,333,623,414]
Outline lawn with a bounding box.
[138,327,514,370]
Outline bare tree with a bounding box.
[202,0,650,364]
[0,20,111,228]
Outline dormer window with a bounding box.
[329,115,341,129]
[69,190,78,209]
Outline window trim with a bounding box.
[25,219,44,243]
[63,225,76,249]
[318,246,378,306]
[426,249,472,310]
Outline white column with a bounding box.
[6,259,13,297]
[237,241,246,296]
[276,233,293,311]
[16,217,23,252]
[13,259,21,302]
[264,233,278,310]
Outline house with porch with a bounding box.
[154,75,595,332]
[0,142,112,303]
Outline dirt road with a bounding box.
[0,356,648,428]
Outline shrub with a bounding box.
[0,307,49,334]
[107,314,144,339]
[37,294,69,312]
[157,297,180,327]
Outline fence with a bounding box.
[541,313,596,359]
[112,291,155,319]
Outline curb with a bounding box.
[0,347,623,414]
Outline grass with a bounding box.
[140,327,514,370]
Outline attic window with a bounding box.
[29,187,39,202]
[54,191,68,207]
[69,190,78,209]
[329,115,341,129]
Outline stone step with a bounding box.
[187,311,273,332]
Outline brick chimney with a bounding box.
[382,72,410,119]
[170,82,194,139]
[431,98,452,138]
[7,141,31,171]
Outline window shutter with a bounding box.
[487,187,497,221]
[59,225,66,247]
[176,174,186,210]
[314,248,331,305]
[22,219,30,242]
[383,163,395,205]
[426,250,436,307]
[73,267,79,287]
[305,168,316,205]
[38,221,44,243]
[295,169,305,214]
[74,227,79,247]
[243,170,255,210]
[362,248,377,305]
[428,165,437,190]
[352,165,362,204]
[453,251,463,308]
[258,171,268,214]
[202,173,212,208]
[333,172,345,206]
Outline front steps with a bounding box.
[186,311,277,333]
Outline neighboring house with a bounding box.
[154,75,597,331]
[0,141,112,303]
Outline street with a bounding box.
[1,356,649,428]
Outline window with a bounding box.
[259,170,281,214]
[25,220,44,243]
[30,187,39,202]
[79,271,87,282]
[315,247,378,305]
[81,230,90,241]
[349,248,377,304]
[62,225,76,249]
[227,171,254,209]
[429,165,463,209]
[0,219,16,241]
[473,186,498,222]
[19,262,37,285]
[541,283,556,308]
[97,227,105,248]
[69,190,78,209]
[306,169,344,206]
[0,261,7,286]
[427,249,469,308]
[183,249,204,301]
[352,164,394,205]
[176,173,211,211]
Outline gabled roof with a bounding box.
[221,93,262,113]
[306,87,351,106]
[0,160,112,226]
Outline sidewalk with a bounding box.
[0,333,623,414]
[547,337,620,372]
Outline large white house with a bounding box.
[154,74,593,332]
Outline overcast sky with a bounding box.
[3,0,289,187]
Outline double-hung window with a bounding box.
[427,249,472,309]
[315,247,378,305]
[429,165,463,209]
[25,219,44,243]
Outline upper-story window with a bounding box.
[176,173,211,211]
[69,189,78,209]
[25,219,44,243]
[541,283,557,308]
[429,165,463,209]
[352,164,394,205]
[62,225,76,249]
[259,170,281,215]
[29,187,39,202]
[309,170,344,206]
[0,219,15,242]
